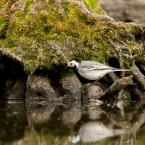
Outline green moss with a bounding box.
[0,20,7,39]
[25,0,33,12]
[0,0,144,74]
[84,0,106,14]
[0,0,6,9]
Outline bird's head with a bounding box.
[67,58,81,68]
[68,135,80,143]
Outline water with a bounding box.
[0,100,145,145]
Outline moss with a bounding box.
[0,20,8,39]
[0,0,145,75]
[25,0,33,12]
[84,0,106,15]
[0,0,6,9]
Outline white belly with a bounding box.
[79,70,110,80]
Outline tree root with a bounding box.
[101,75,133,100]
[131,63,145,90]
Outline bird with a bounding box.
[68,121,131,143]
[67,58,131,84]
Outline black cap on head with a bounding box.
[71,58,81,62]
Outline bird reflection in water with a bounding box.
[68,98,132,144]
[68,121,131,143]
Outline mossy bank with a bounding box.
[0,0,145,75]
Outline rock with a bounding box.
[25,74,57,100]
[61,75,82,100]
[82,83,103,105]
[0,56,27,99]
[86,83,103,99]
[0,0,145,102]
[0,0,115,75]
[4,78,26,99]
[98,0,145,23]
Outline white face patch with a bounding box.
[68,60,79,68]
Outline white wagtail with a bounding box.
[67,58,131,83]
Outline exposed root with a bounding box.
[101,75,133,100]
[131,63,145,90]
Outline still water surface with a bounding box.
[0,100,145,145]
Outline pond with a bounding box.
[0,99,145,145]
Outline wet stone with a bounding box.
[61,75,82,101]
[82,83,103,105]
[86,83,103,99]
[25,74,57,100]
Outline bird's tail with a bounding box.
[114,128,132,135]
[113,69,132,72]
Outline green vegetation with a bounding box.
[0,0,145,74]
[84,0,106,14]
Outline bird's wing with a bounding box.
[79,61,116,73]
